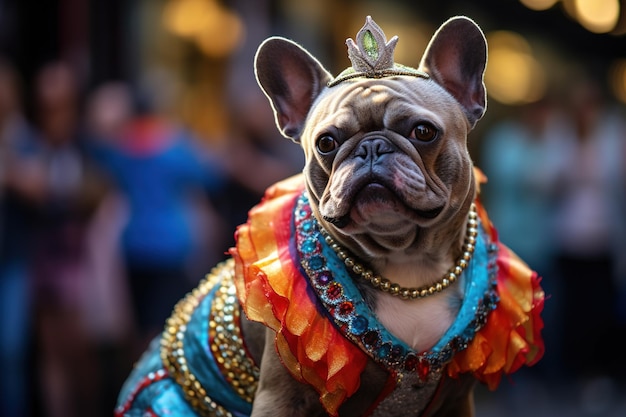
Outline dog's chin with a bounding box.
[323,183,444,230]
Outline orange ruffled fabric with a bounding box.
[447,169,545,389]
[231,170,545,414]
[230,175,369,416]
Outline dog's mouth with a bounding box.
[416,205,444,219]
[323,182,444,229]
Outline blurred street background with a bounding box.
[0,1,625,416]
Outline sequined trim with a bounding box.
[114,369,169,417]
[209,272,259,403]
[161,259,258,417]
[294,192,499,383]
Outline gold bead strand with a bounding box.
[320,204,478,300]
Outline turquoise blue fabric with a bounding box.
[117,338,198,416]
[116,273,252,417]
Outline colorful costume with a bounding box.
[115,172,544,417]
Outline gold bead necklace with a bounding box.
[319,204,478,300]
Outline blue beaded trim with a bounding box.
[293,192,499,381]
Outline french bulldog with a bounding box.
[116,16,544,417]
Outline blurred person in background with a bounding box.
[29,61,111,417]
[547,76,626,386]
[481,71,626,411]
[480,97,563,383]
[481,99,559,278]
[82,81,138,416]
[214,89,305,243]
[0,57,39,417]
[88,72,227,358]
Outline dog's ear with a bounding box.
[419,17,487,128]
[255,37,332,142]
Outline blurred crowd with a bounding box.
[480,70,626,414]
[1,49,626,417]
[0,57,303,417]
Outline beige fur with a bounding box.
[249,16,488,416]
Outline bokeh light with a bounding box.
[162,0,244,57]
[572,0,620,33]
[162,0,214,38]
[524,0,621,34]
[194,8,244,57]
[484,31,547,105]
[519,0,560,11]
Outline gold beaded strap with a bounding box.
[209,270,259,403]
[161,259,259,417]
[320,204,478,300]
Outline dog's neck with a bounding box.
[328,207,471,291]
[365,224,469,352]
[340,227,467,352]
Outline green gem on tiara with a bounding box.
[328,16,429,87]
[362,30,379,60]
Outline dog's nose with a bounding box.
[355,137,394,161]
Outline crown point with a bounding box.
[328,16,429,87]
[347,16,397,74]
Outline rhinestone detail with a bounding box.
[209,270,260,403]
[161,259,258,417]
[294,192,499,383]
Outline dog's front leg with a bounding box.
[250,328,326,417]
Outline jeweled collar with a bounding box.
[294,192,499,382]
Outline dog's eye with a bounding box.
[316,135,338,153]
[410,123,438,142]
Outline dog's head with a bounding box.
[255,16,487,265]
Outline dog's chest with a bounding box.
[375,293,458,353]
